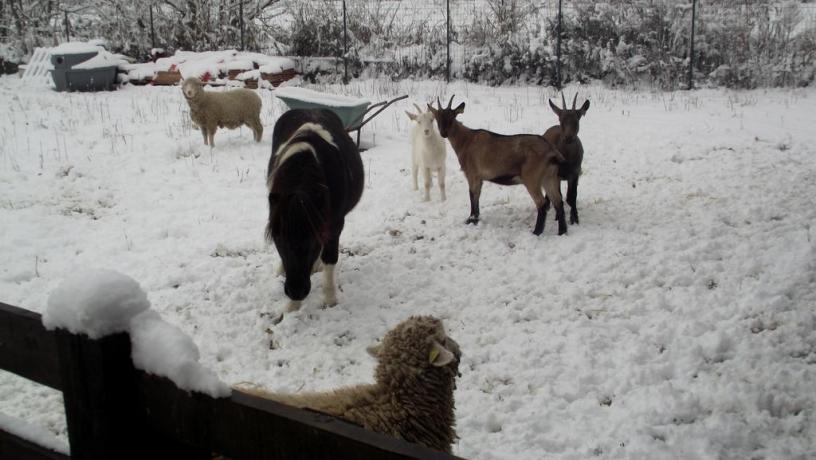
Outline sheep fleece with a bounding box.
[185,84,262,139]
[244,316,460,453]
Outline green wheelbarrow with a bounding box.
[274,87,408,147]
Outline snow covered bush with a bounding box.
[2,0,813,88]
[563,0,816,89]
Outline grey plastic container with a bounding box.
[50,51,118,92]
[51,52,98,69]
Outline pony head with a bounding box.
[267,164,329,301]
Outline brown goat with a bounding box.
[428,96,567,235]
[543,93,590,225]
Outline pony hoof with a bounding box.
[322,293,338,308]
[465,217,479,225]
[533,229,543,236]
[285,300,302,313]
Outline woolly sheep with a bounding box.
[181,77,263,147]
[406,103,447,201]
[239,315,461,453]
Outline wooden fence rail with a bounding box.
[0,301,465,460]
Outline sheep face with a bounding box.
[181,77,203,100]
[368,316,461,386]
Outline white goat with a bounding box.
[406,103,447,201]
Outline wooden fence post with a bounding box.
[55,330,208,460]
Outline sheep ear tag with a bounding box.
[429,341,455,367]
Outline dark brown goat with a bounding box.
[543,93,590,225]
[429,96,567,235]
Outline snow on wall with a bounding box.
[0,413,70,455]
[42,269,230,398]
[236,69,261,81]
[151,50,294,78]
[130,311,230,397]
[43,269,149,339]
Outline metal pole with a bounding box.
[688,0,697,90]
[239,0,244,50]
[64,10,70,42]
[446,0,451,82]
[343,0,348,84]
[149,5,156,50]
[556,0,562,89]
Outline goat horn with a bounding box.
[413,103,423,113]
[572,92,578,110]
[561,92,567,110]
[448,94,455,109]
[437,97,443,110]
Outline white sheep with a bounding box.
[406,103,447,201]
[181,77,263,147]
[237,315,461,453]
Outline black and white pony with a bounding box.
[266,109,364,313]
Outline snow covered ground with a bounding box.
[1,75,815,459]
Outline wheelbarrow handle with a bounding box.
[346,94,408,132]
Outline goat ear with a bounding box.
[454,102,465,115]
[366,344,382,358]
[405,111,417,121]
[429,341,455,367]
[579,100,590,116]
[548,99,562,116]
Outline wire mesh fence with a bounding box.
[269,0,816,89]
[2,0,814,88]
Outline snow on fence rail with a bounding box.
[0,300,465,460]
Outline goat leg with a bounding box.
[541,168,567,235]
[567,176,579,225]
[524,179,547,235]
[466,183,481,224]
[423,167,432,202]
[438,167,446,201]
[533,205,547,236]
[555,203,567,235]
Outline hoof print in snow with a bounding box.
[333,330,355,347]
[388,228,402,237]
[599,396,613,406]
[211,244,254,258]
[270,313,284,325]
